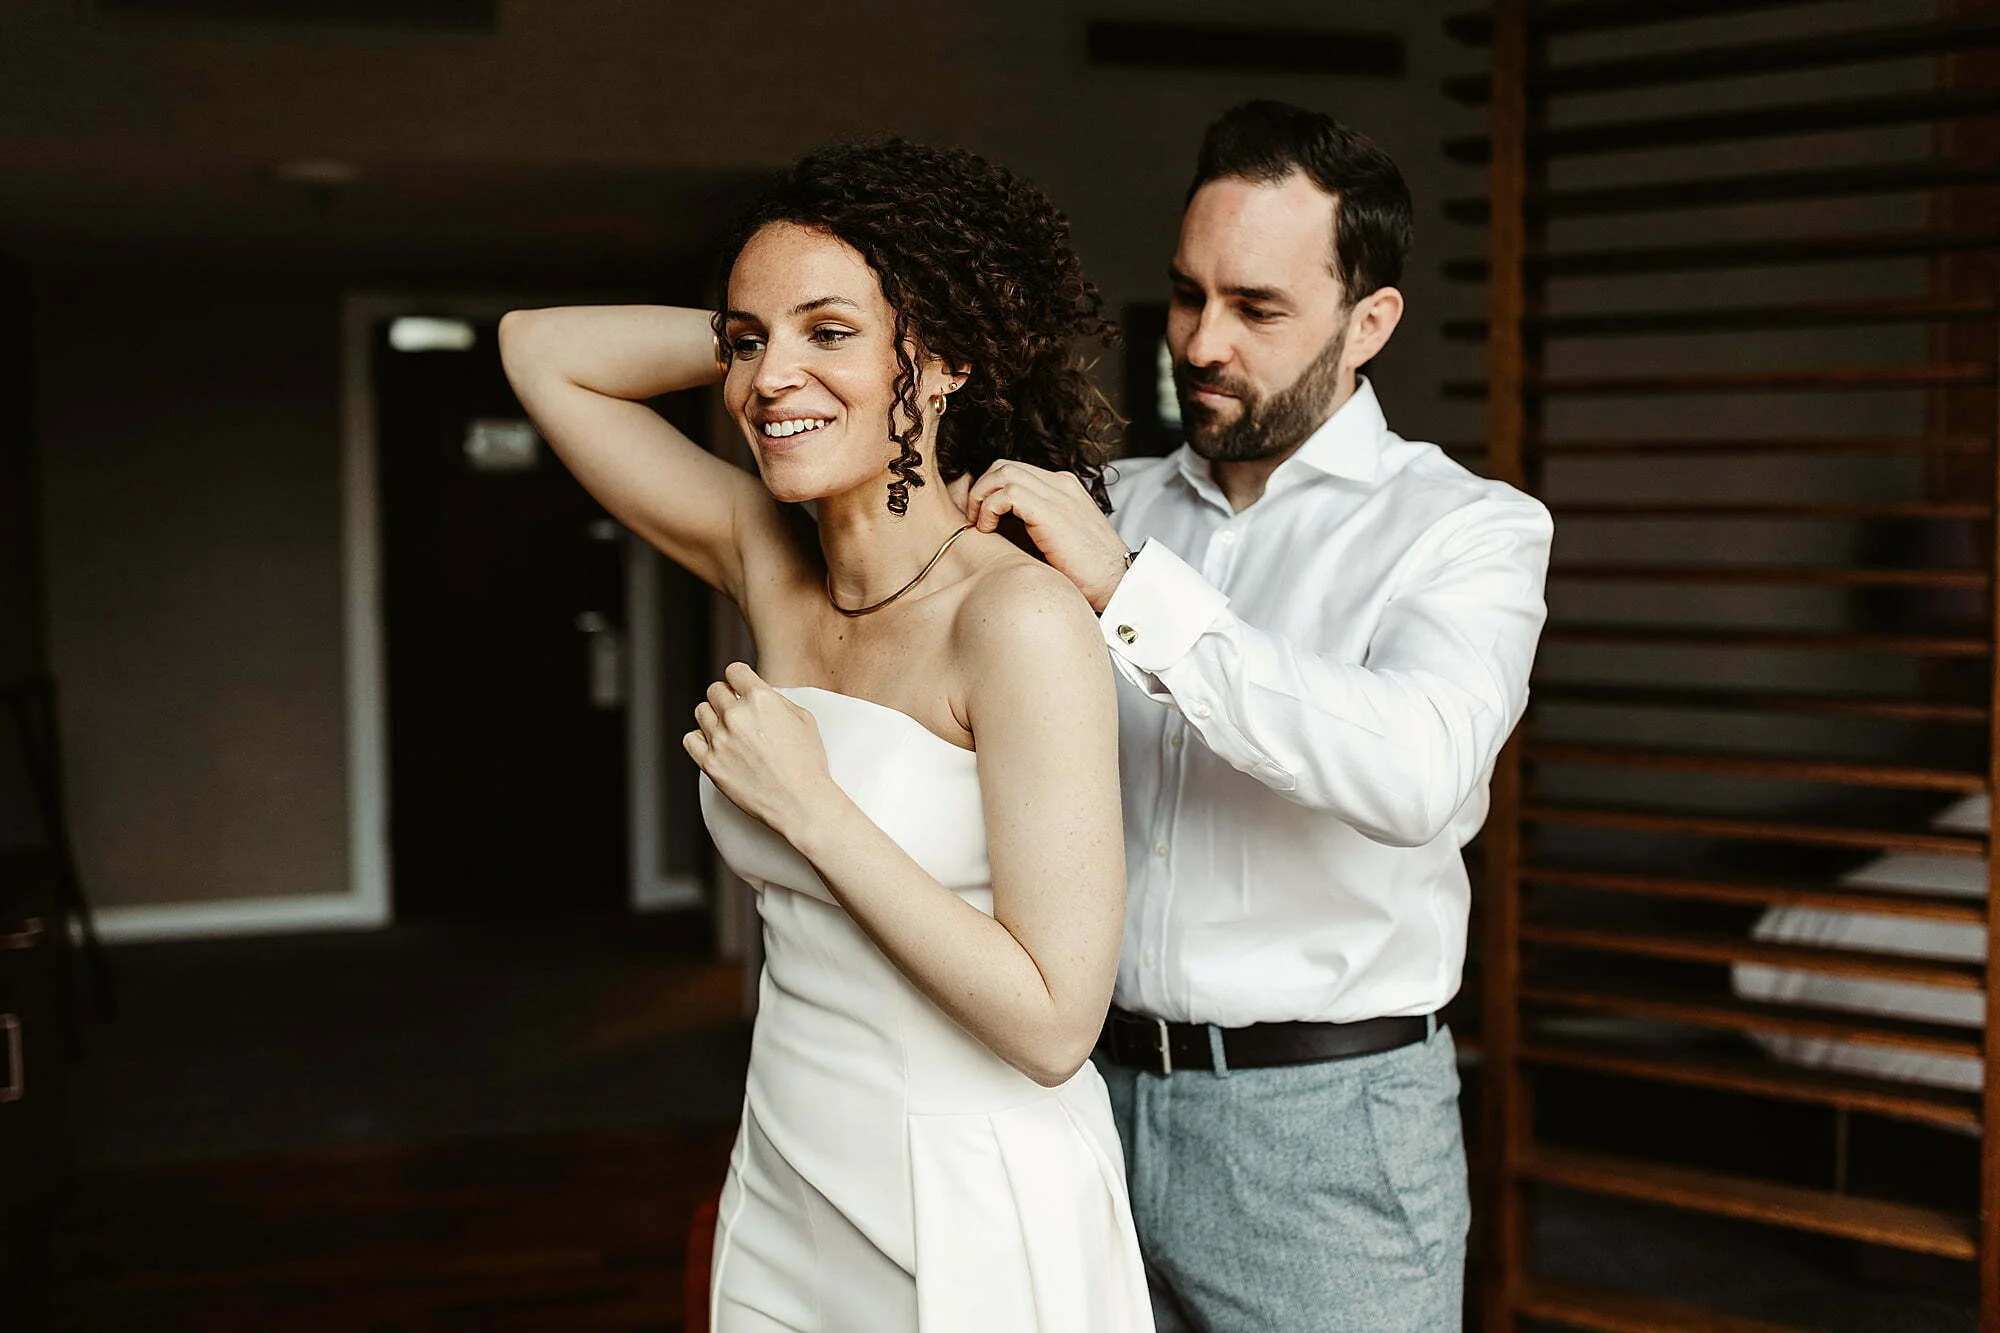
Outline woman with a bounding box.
[499,140,1151,1332]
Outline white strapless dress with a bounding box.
[700,687,1152,1333]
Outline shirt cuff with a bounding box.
[1098,540,1229,674]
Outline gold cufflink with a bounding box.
[1116,624,1137,644]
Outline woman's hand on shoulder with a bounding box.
[684,663,847,844]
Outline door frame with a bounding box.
[89,291,702,943]
[343,291,701,924]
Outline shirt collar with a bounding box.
[1283,376,1386,484]
[1169,375,1387,507]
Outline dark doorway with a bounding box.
[375,315,630,916]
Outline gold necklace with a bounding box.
[827,524,973,617]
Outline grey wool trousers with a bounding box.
[1097,1025,1470,1332]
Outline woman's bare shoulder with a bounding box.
[950,546,1107,685]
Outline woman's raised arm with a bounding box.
[498,305,785,599]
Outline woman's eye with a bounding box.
[729,335,765,358]
[810,326,856,346]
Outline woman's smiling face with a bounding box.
[721,222,919,506]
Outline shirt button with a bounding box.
[1142,949,1159,968]
[1115,624,1137,644]
[1168,732,1184,750]
[1191,702,1212,720]
[1154,843,1169,859]
[1218,530,1237,545]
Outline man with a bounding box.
[955,102,1551,1330]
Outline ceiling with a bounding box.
[0,0,895,267]
[0,146,768,269]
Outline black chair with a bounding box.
[0,675,109,1326]
[2,675,111,1034]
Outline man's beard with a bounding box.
[1173,329,1345,464]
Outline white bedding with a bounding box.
[1729,794,1987,1094]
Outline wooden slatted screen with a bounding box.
[1446,0,2000,1327]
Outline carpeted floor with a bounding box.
[29,912,1982,1330]
[64,912,750,1168]
[48,1124,736,1331]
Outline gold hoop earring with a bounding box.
[930,392,948,418]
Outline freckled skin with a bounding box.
[721,224,917,508]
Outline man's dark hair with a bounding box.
[1186,100,1413,303]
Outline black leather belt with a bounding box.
[1098,1005,1434,1077]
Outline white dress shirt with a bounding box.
[1099,378,1552,1027]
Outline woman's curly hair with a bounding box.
[712,138,1121,515]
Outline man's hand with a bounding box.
[956,462,1129,612]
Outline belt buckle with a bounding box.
[1153,1016,1173,1077]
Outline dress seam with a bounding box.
[709,1105,754,1333]
[990,1111,1050,1324]
[800,1138,826,1330]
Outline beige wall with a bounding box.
[9,0,1952,919]
[15,1,1471,918]
[35,268,349,907]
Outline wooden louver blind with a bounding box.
[1447,0,2000,1327]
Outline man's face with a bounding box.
[1167,173,1352,464]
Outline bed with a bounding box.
[1731,794,1986,1097]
